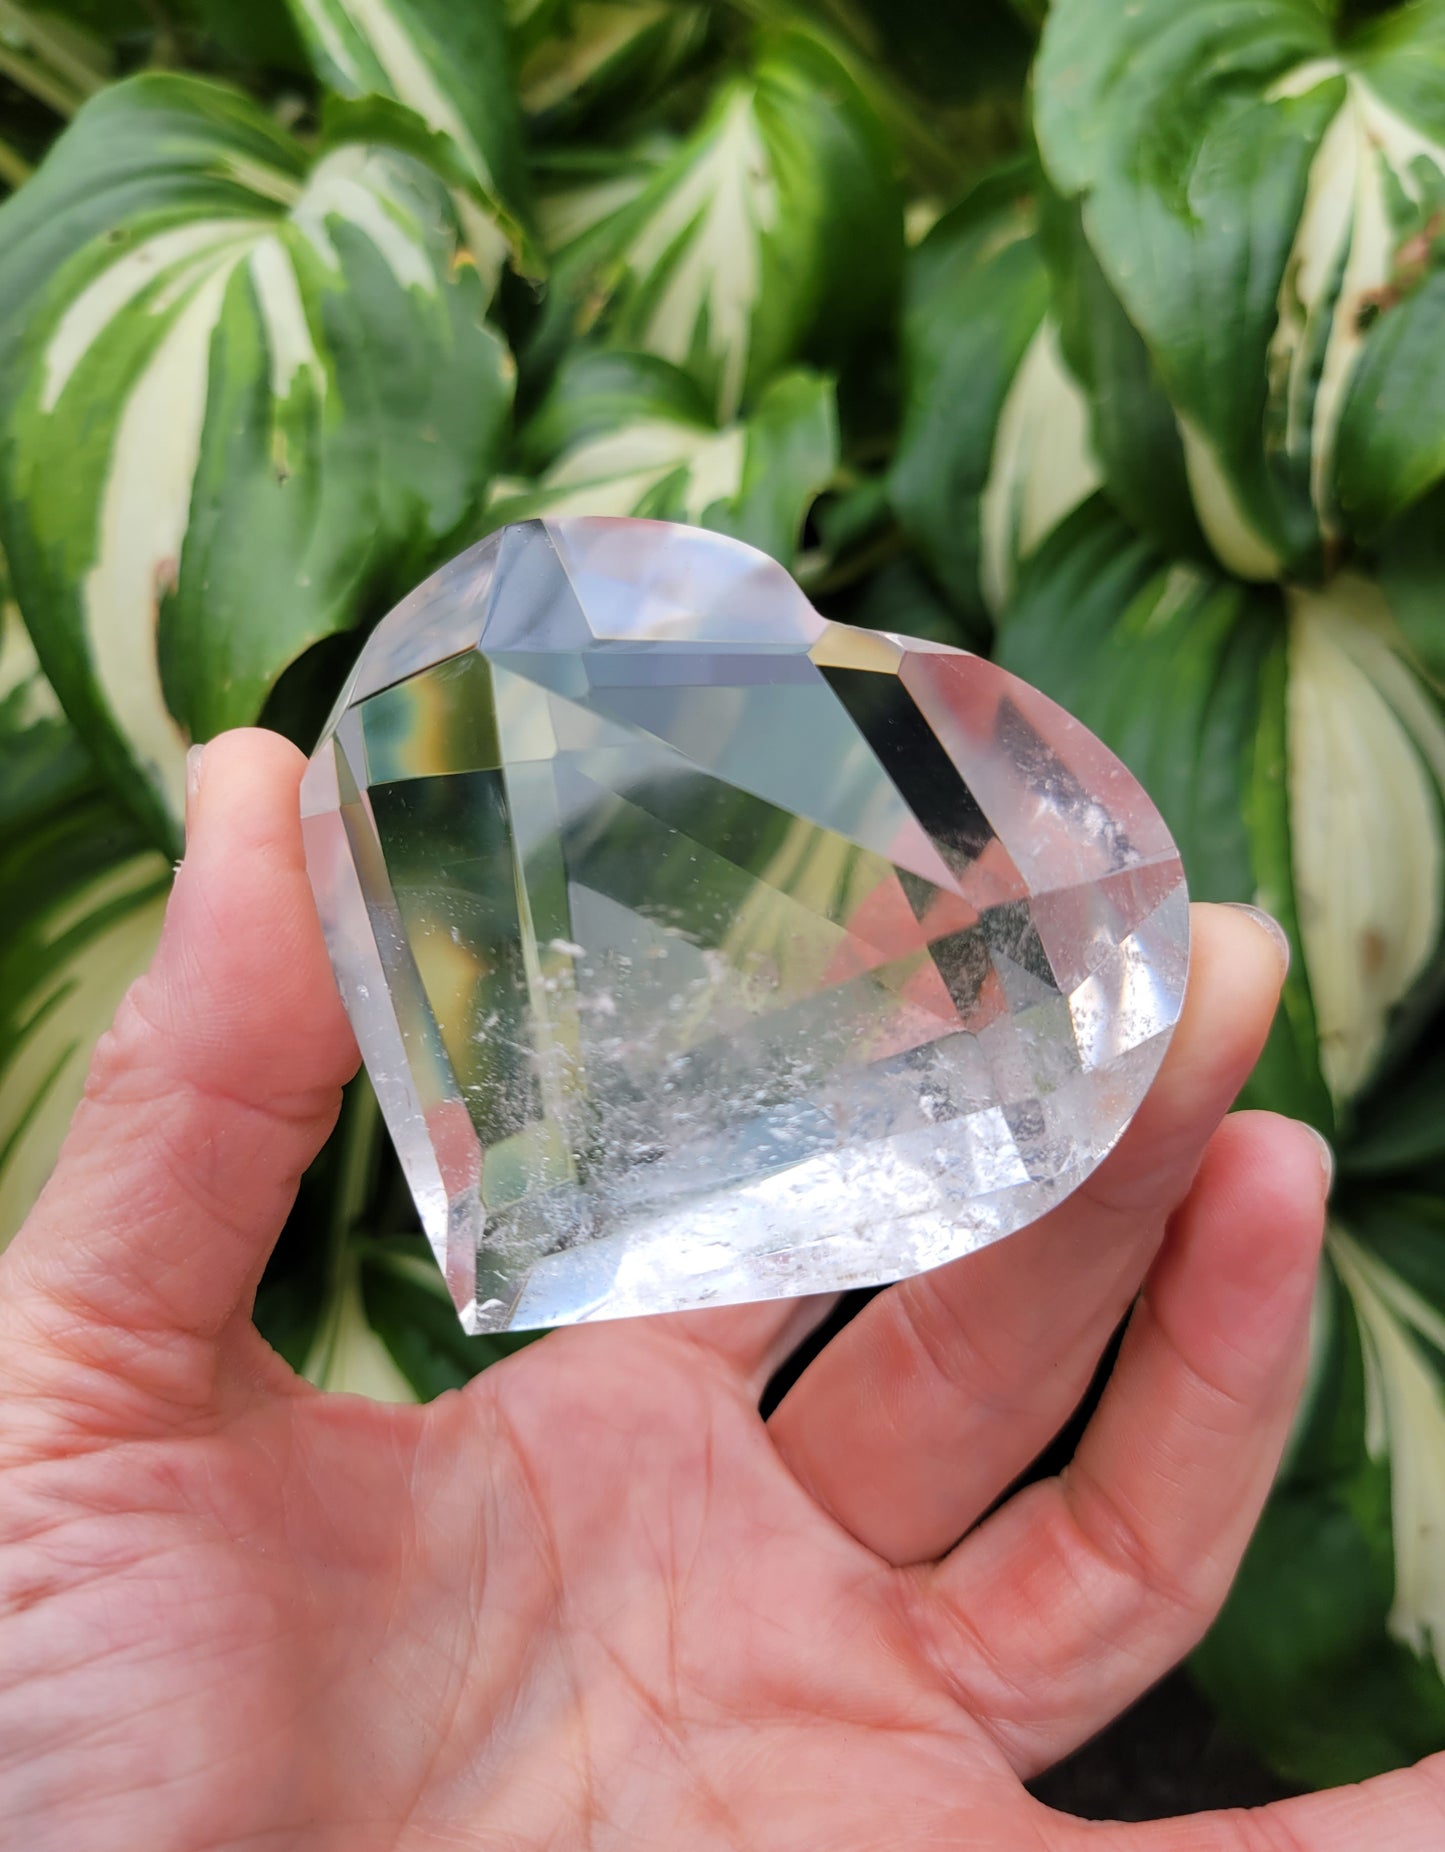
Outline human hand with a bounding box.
[1,729,1433,1851]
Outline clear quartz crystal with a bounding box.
[301,518,1189,1333]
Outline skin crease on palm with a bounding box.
[0,732,1441,1852]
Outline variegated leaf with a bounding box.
[284,0,531,275]
[489,350,837,565]
[542,30,901,419]
[1287,576,1445,1103]
[302,1252,420,1402]
[1038,185,1211,566]
[890,167,1101,619]
[1194,1194,1445,1785]
[999,497,1332,1128]
[0,790,169,1247]
[1035,0,1445,579]
[532,138,673,253]
[522,137,671,377]
[0,74,513,849]
[0,573,168,1246]
[0,570,92,837]
[1331,1216,1445,1675]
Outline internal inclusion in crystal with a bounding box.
[301,518,1189,1333]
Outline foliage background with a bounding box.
[2,0,1444,1800]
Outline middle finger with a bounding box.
[767,902,1288,1563]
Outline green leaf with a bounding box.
[0,572,92,838]
[1379,479,1445,687]
[509,0,711,132]
[889,164,1101,619]
[27,0,312,74]
[184,0,312,71]
[361,1236,537,1397]
[284,0,533,273]
[1037,182,1210,564]
[1193,1458,1445,1784]
[770,0,1029,192]
[0,74,513,850]
[0,790,168,1246]
[1285,575,1445,1105]
[998,496,1332,1127]
[540,29,902,420]
[1197,1200,1445,1784]
[490,349,838,565]
[1035,0,1445,578]
[810,0,1033,108]
[1344,1029,1445,1180]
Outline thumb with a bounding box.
[2,729,357,1349]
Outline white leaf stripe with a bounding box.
[85,260,240,820]
[1330,1226,1445,1674]
[294,146,440,291]
[1175,414,1285,582]
[352,0,494,192]
[41,219,263,413]
[491,363,835,562]
[979,314,1101,615]
[292,0,371,90]
[516,417,747,522]
[1287,577,1445,1101]
[248,238,325,402]
[302,1254,419,1401]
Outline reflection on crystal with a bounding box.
[301,517,1189,1334]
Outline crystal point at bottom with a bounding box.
[302,516,1189,1334]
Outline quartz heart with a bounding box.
[301,517,1188,1333]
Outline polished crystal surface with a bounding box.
[301,518,1189,1333]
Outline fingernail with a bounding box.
[185,743,205,843]
[1223,902,1291,976]
[1303,1124,1335,1195]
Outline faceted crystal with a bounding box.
[301,518,1189,1333]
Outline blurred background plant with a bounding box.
[1,0,1443,1805]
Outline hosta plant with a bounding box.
[0,0,1442,1796]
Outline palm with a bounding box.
[4,732,1439,1851]
[0,1318,1105,1849]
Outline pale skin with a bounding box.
[1,731,1442,1851]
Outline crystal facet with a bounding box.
[302,518,1189,1333]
